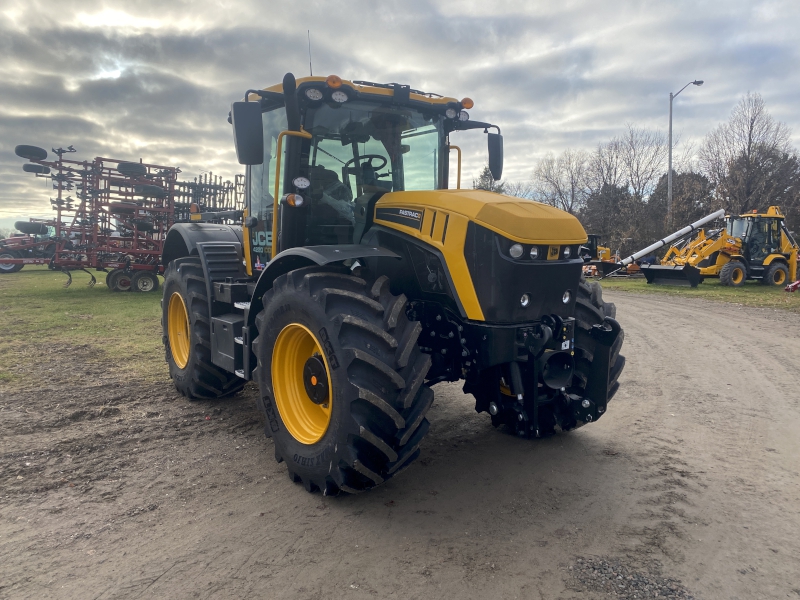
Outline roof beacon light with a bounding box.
[189,203,200,213]
[461,97,474,109]
[326,75,343,89]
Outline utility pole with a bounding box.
[667,80,704,228]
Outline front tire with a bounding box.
[161,257,245,399]
[720,261,746,287]
[253,266,433,495]
[572,277,626,404]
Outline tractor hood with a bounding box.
[374,189,587,245]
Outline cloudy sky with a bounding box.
[1,0,799,229]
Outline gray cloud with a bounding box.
[2,0,799,227]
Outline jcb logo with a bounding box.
[548,245,560,259]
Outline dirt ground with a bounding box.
[2,291,800,600]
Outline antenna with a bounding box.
[307,30,313,76]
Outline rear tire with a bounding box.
[252,266,432,495]
[0,251,23,273]
[762,263,789,286]
[719,261,746,287]
[161,257,245,399]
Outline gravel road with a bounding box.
[2,291,799,599]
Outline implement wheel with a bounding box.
[762,263,789,286]
[162,257,245,399]
[720,261,746,287]
[0,251,23,273]
[132,271,159,293]
[108,270,132,292]
[253,266,432,495]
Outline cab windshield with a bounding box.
[299,101,444,245]
[726,217,749,239]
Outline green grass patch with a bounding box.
[0,266,166,385]
[598,275,800,312]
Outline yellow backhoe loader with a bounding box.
[640,206,798,287]
[160,73,625,495]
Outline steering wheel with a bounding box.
[342,154,388,171]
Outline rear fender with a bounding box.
[162,223,244,266]
[762,253,788,268]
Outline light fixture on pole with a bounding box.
[668,79,703,227]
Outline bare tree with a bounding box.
[503,180,535,199]
[531,149,592,214]
[589,138,625,192]
[699,92,794,213]
[619,124,668,200]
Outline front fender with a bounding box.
[246,244,400,327]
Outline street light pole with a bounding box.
[667,79,704,228]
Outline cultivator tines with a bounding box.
[12,143,244,290]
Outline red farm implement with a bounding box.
[9,144,243,291]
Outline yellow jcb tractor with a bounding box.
[640,206,798,287]
[160,73,625,495]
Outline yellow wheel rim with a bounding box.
[732,267,744,285]
[272,323,333,445]
[773,268,786,285]
[168,292,191,369]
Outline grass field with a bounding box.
[0,266,165,387]
[598,274,800,312]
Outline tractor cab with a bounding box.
[726,212,784,264]
[239,75,503,269]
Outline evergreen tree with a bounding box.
[472,165,505,194]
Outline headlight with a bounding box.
[293,176,311,189]
[563,246,571,258]
[520,294,530,307]
[331,90,348,103]
[459,110,469,121]
[562,290,571,304]
[445,108,457,119]
[304,88,323,101]
[509,243,523,259]
[530,246,539,259]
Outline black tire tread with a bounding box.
[162,258,245,400]
[574,276,625,402]
[253,266,433,495]
[719,261,745,287]
[762,263,789,286]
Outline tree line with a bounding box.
[474,92,800,257]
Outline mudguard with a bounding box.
[162,223,244,266]
[246,244,400,327]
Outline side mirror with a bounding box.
[488,132,503,181]
[231,101,264,165]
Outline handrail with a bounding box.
[449,145,462,189]
[272,129,312,258]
